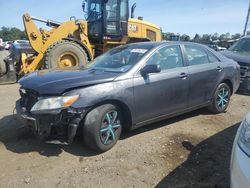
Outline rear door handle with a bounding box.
[217,66,222,72]
[179,72,188,79]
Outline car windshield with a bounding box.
[88,44,153,73]
[229,38,250,53]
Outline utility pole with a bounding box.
[243,1,250,36]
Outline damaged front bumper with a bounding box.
[16,100,86,145]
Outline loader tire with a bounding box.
[44,40,88,70]
[0,54,7,76]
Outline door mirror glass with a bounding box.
[141,64,161,76]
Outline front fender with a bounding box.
[65,79,135,124]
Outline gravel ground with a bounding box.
[0,83,249,188]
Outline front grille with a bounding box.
[19,88,39,112]
[240,65,250,78]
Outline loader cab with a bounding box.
[84,0,129,43]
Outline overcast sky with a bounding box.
[0,0,249,36]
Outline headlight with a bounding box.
[237,119,250,156]
[31,95,79,114]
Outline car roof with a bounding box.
[129,41,209,49]
[125,42,162,48]
[129,41,229,61]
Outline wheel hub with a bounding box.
[57,52,78,68]
[100,111,121,145]
[217,87,229,109]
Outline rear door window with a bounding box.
[207,50,220,63]
[185,45,209,66]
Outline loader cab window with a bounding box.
[119,0,129,36]
[105,0,118,20]
[105,0,119,35]
[105,0,129,36]
[120,0,128,20]
[87,0,102,21]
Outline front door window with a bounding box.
[146,45,184,70]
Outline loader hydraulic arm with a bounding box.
[21,13,93,75]
[23,13,44,54]
[23,13,67,54]
[29,16,61,28]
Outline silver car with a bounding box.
[231,112,250,188]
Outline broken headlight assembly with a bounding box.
[238,118,250,156]
[31,95,79,114]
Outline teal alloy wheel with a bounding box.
[100,111,121,145]
[216,87,229,110]
[208,83,231,114]
[83,104,123,152]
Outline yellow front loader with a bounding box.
[20,13,94,75]
[16,0,162,77]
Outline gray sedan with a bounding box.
[16,42,240,152]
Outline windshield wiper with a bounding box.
[90,67,122,73]
[103,70,123,73]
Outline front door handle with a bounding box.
[217,66,222,72]
[179,72,188,79]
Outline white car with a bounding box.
[0,38,3,50]
[13,40,29,45]
[4,41,13,50]
[217,46,227,51]
[231,112,250,188]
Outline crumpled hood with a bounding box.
[19,69,119,95]
[221,50,250,66]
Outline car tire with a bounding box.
[0,57,7,76]
[208,83,231,114]
[83,104,123,152]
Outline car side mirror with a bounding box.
[140,64,161,76]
